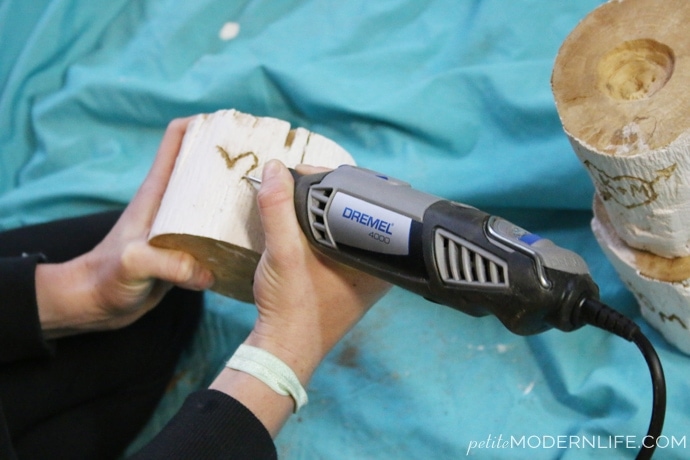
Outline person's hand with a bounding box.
[210,160,390,437]
[248,160,390,379]
[36,118,214,337]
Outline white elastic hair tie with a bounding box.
[226,344,308,413]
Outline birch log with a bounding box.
[552,0,690,259]
[592,196,690,354]
[551,0,690,353]
[148,109,355,303]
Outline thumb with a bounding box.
[125,242,215,291]
[257,160,303,254]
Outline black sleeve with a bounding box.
[0,400,17,460]
[0,211,122,364]
[129,390,277,460]
[0,254,54,363]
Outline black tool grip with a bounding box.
[292,168,599,335]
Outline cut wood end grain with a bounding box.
[150,233,259,302]
[552,0,690,156]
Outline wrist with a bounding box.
[35,257,101,338]
[209,332,318,437]
[226,344,308,413]
[243,327,323,387]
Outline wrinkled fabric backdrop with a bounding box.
[1,1,687,459]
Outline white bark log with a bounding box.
[148,109,355,302]
[592,196,690,354]
[552,0,690,258]
[553,0,690,353]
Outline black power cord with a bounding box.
[576,298,666,460]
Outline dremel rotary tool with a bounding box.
[246,164,666,460]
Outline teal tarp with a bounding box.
[2,1,688,459]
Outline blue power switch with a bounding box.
[519,233,543,246]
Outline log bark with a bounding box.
[148,109,355,302]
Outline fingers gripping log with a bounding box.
[552,0,690,353]
[148,109,355,302]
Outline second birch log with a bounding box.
[592,196,690,354]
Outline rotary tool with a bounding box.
[246,164,666,460]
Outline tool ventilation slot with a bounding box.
[434,229,508,287]
[307,186,336,248]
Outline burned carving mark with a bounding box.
[658,312,688,330]
[300,132,313,164]
[627,283,688,330]
[284,130,296,149]
[216,146,259,178]
[629,284,655,313]
[584,160,676,209]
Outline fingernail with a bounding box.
[262,159,282,182]
[199,269,215,291]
